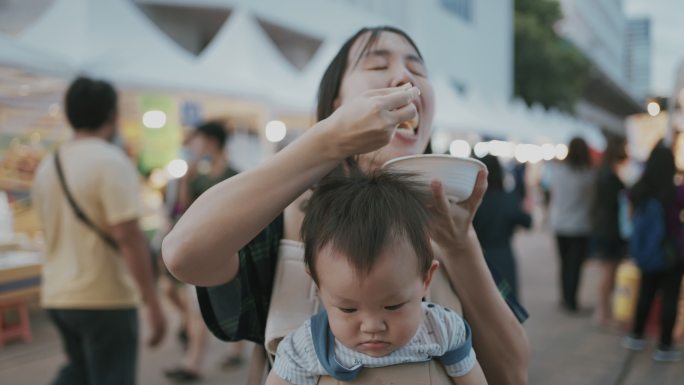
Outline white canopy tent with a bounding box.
[17,0,287,100]
[196,9,308,110]
[295,40,343,114]
[0,33,70,76]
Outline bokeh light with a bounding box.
[166,159,188,179]
[647,101,660,117]
[449,140,472,157]
[555,144,569,160]
[142,110,167,129]
[473,142,489,158]
[265,120,287,143]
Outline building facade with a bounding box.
[625,17,651,101]
[557,0,644,135]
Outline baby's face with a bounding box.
[316,238,437,357]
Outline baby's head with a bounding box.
[302,169,438,357]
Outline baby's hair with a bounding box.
[302,168,434,284]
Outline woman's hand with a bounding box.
[321,83,420,159]
[428,169,488,251]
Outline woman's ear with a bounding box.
[332,96,341,110]
[422,260,440,294]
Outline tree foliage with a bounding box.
[514,0,590,112]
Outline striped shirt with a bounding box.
[273,303,476,385]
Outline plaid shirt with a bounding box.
[197,214,528,345]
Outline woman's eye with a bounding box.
[339,308,357,314]
[367,66,388,71]
[385,303,405,311]
[408,65,426,77]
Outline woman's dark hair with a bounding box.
[601,137,627,168]
[64,76,117,131]
[302,168,434,285]
[565,137,591,170]
[631,143,676,207]
[479,154,504,191]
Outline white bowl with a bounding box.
[382,154,485,202]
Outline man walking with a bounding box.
[32,77,166,385]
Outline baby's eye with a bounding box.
[339,308,357,314]
[384,303,405,311]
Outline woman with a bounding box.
[590,138,628,327]
[622,144,683,362]
[549,137,595,312]
[473,155,532,300]
[163,26,528,384]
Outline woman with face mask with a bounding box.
[163,27,529,384]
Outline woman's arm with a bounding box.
[163,85,421,286]
[429,174,529,385]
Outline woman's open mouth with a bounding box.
[395,111,420,137]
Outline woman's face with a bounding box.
[336,32,435,170]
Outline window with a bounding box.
[440,0,472,22]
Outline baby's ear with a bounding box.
[423,260,440,292]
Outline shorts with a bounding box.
[592,237,627,261]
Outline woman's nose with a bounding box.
[389,65,416,88]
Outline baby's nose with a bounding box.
[360,317,387,334]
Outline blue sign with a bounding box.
[180,101,203,127]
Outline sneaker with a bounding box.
[653,349,682,362]
[621,335,647,351]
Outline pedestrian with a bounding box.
[32,77,166,385]
[163,122,243,382]
[590,137,628,327]
[622,144,684,362]
[473,155,532,300]
[549,137,595,312]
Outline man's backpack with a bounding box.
[629,198,677,272]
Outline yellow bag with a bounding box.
[612,260,640,323]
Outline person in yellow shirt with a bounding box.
[32,77,166,385]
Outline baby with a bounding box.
[266,169,487,385]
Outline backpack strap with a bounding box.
[436,318,472,366]
[54,149,119,250]
[310,311,362,381]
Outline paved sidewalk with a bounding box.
[1,229,683,384]
[517,229,684,385]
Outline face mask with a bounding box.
[197,154,213,175]
[179,147,193,161]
